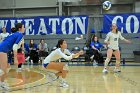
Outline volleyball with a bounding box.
[103,1,112,10]
[80,35,83,39]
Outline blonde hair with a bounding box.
[111,23,118,33]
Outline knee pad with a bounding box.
[104,58,110,66]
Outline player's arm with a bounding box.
[58,49,73,60]
[119,32,131,43]
[65,49,84,58]
[65,49,73,55]
[21,39,25,53]
[13,49,18,65]
[104,33,110,45]
[58,49,83,60]
[123,39,131,43]
[64,49,80,58]
[72,50,84,58]
[13,33,23,65]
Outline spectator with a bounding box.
[0,27,9,43]
[17,47,25,72]
[38,39,49,63]
[90,35,105,65]
[29,39,38,64]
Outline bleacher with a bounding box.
[24,34,86,51]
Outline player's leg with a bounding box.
[102,49,113,73]
[7,63,11,73]
[0,52,9,90]
[46,62,68,78]
[44,62,69,87]
[113,50,121,72]
[7,51,12,73]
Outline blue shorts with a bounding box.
[0,49,8,53]
[0,45,9,53]
[43,63,49,68]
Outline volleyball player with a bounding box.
[0,23,24,90]
[43,39,83,88]
[102,23,131,73]
[0,27,11,72]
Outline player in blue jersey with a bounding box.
[0,23,25,90]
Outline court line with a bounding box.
[67,64,140,66]
[8,66,62,92]
[0,67,49,92]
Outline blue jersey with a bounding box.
[0,32,23,53]
[90,41,103,50]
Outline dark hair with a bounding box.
[17,48,22,53]
[29,39,34,48]
[92,35,99,43]
[116,29,118,33]
[40,39,44,43]
[1,27,6,33]
[56,39,65,48]
[15,23,23,31]
[11,27,16,33]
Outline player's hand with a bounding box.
[78,50,84,55]
[72,50,84,58]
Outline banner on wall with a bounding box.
[103,14,140,33]
[0,16,88,35]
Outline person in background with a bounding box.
[29,39,38,64]
[90,35,105,65]
[0,27,9,43]
[17,47,25,72]
[0,27,11,73]
[38,39,49,64]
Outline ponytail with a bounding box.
[15,23,23,32]
[11,27,16,33]
[56,39,65,48]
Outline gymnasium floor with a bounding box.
[1,63,140,93]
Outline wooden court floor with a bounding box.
[1,64,140,93]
